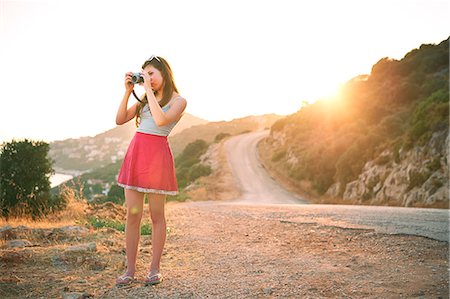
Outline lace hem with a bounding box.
[117,183,178,195]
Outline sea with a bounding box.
[50,173,73,188]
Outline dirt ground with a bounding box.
[1,200,448,299]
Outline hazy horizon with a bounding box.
[0,111,288,144]
[1,0,448,143]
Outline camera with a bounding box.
[131,72,144,84]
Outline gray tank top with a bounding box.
[136,96,183,136]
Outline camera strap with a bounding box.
[132,90,144,103]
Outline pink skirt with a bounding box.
[117,132,178,195]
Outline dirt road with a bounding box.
[224,130,308,205]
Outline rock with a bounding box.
[65,242,97,253]
[57,226,89,235]
[263,287,273,295]
[61,291,91,299]
[0,225,32,240]
[6,239,32,248]
[0,250,26,263]
[51,255,67,267]
[99,227,116,234]
[48,226,89,242]
[426,186,449,206]
[0,225,15,240]
[102,239,115,247]
[325,182,341,198]
[339,129,449,207]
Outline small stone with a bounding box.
[264,287,273,295]
[6,239,32,248]
[103,240,114,246]
[65,242,97,253]
[61,291,91,299]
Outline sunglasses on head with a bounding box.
[146,55,161,63]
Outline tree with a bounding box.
[107,184,125,205]
[0,139,55,219]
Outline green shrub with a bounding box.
[175,139,212,189]
[107,184,125,205]
[188,164,212,182]
[409,88,449,143]
[0,139,63,219]
[335,143,366,186]
[407,170,431,191]
[374,154,391,165]
[271,150,286,162]
[427,158,441,172]
[87,216,153,235]
[215,132,231,143]
[87,216,125,232]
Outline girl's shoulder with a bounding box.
[171,93,187,105]
[172,93,185,101]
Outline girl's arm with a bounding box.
[116,90,139,125]
[146,93,187,127]
[116,72,139,125]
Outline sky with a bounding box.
[0,0,448,143]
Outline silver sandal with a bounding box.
[116,274,134,286]
[144,273,163,285]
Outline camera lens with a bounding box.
[131,72,143,84]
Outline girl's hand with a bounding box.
[140,71,153,91]
[124,72,134,92]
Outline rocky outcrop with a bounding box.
[326,130,449,207]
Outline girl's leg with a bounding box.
[123,189,144,276]
[147,193,167,274]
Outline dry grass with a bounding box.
[0,184,89,229]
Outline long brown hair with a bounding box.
[136,56,179,127]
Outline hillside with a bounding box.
[168,114,282,158]
[49,113,208,172]
[259,37,449,208]
[54,114,283,201]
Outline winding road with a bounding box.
[207,130,450,242]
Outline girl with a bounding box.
[115,55,187,286]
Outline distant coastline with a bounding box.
[50,167,90,188]
[50,172,73,188]
[53,167,89,177]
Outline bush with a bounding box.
[409,88,449,143]
[407,170,431,191]
[0,139,63,219]
[215,132,231,142]
[374,154,391,165]
[188,164,212,181]
[86,216,153,235]
[107,184,125,205]
[175,139,212,189]
[335,143,365,186]
[271,150,286,162]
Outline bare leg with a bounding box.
[147,193,167,275]
[123,189,144,276]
